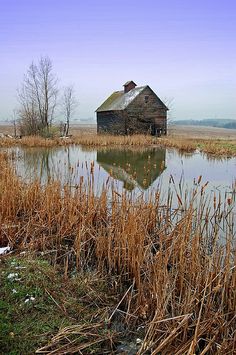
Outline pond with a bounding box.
[3,144,235,245]
[9,145,236,200]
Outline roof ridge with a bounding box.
[96,85,166,112]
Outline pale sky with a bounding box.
[0,0,235,122]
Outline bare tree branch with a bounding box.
[61,85,77,136]
[17,56,58,135]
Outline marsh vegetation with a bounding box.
[1,134,236,162]
[0,146,235,354]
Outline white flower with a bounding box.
[7,273,19,280]
[25,295,36,303]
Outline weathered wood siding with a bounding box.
[125,86,167,135]
[97,111,125,134]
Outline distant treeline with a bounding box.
[173,119,236,129]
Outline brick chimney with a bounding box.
[123,81,137,93]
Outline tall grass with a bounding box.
[74,133,157,147]
[160,137,236,156]
[0,152,235,353]
[0,136,74,148]
[0,134,156,148]
[1,133,236,156]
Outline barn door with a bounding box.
[150,124,155,136]
[151,123,161,136]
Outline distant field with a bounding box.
[0,123,97,137]
[169,124,236,139]
[71,124,236,139]
[173,119,236,129]
[1,123,236,140]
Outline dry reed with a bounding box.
[0,136,74,148]
[1,133,236,157]
[0,152,235,354]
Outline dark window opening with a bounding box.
[145,95,149,103]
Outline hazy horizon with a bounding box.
[1,0,236,122]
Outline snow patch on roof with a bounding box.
[96,86,147,112]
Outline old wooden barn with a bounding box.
[96,81,168,135]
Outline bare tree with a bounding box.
[163,97,174,122]
[17,56,58,135]
[61,85,77,136]
[10,109,17,138]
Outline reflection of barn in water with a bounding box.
[97,148,166,190]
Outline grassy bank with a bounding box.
[0,152,235,354]
[160,137,236,156]
[1,133,236,157]
[0,254,119,354]
[0,136,74,148]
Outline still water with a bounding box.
[11,145,236,200]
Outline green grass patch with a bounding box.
[0,254,116,354]
[196,140,236,156]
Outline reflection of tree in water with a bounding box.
[97,148,166,190]
[21,147,72,183]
